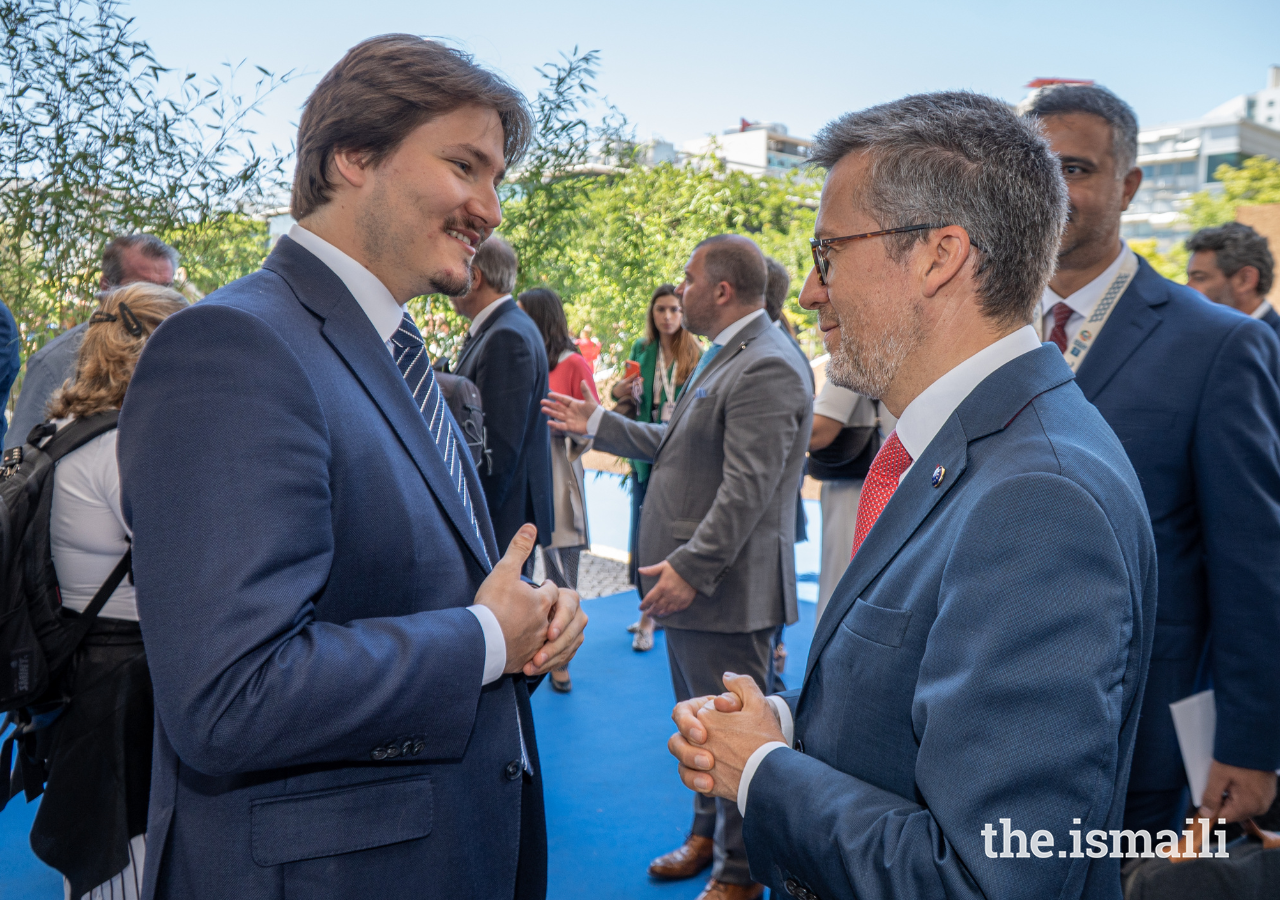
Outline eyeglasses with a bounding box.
[809,223,949,286]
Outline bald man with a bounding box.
[544,234,812,900]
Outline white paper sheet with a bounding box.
[1169,689,1215,808]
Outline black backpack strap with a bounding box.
[61,548,131,653]
[39,410,120,463]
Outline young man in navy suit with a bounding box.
[668,92,1158,900]
[1027,85,1280,837]
[118,36,586,899]
[1186,221,1278,333]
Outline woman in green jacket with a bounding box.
[610,283,702,650]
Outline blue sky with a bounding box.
[127,0,1280,163]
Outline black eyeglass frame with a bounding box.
[810,223,978,286]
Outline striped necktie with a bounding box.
[390,312,490,566]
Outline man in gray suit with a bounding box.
[543,234,812,900]
[6,234,178,448]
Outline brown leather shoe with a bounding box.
[694,879,765,900]
[647,834,713,880]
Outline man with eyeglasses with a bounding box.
[665,92,1158,900]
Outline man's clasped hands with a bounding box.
[668,672,788,802]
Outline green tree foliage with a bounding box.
[0,0,289,368]
[1183,156,1280,230]
[413,49,823,372]
[1129,239,1189,284]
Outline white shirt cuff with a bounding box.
[467,605,506,685]
[737,741,788,817]
[585,405,606,437]
[767,695,795,746]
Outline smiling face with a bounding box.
[652,293,683,336]
[350,104,506,300]
[800,153,925,400]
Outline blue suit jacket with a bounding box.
[742,345,1157,900]
[454,298,554,550]
[1077,259,1280,793]
[118,237,544,899]
[0,300,21,446]
[1260,302,1280,336]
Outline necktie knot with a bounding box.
[850,431,913,559]
[1049,302,1073,353]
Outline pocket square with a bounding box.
[694,387,707,399]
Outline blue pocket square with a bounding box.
[694,388,707,399]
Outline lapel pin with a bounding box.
[931,465,946,488]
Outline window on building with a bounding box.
[1206,153,1243,181]
[1178,161,1197,175]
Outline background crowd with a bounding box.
[1,27,1280,900]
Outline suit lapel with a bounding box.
[1073,259,1168,402]
[456,298,515,373]
[264,237,494,572]
[654,315,769,458]
[805,418,968,679]
[804,345,1077,682]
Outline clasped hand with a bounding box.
[668,672,786,802]
[475,524,588,676]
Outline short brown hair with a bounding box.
[291,35,534,220]
[47,284,188,420]
[695,234,767,304]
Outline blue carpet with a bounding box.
[0,781,60,897]
[533,591,816,900]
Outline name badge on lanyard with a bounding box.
[1059,250,1139,374]
[660,399,675,423]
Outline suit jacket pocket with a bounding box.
[251,775,433,867]
[839,599,912,648]
[671,518,701,541]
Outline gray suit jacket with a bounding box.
[595,312,812,633]
[6,322,86,449]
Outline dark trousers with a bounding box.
[665,626,776,885]
[1124,787,1188,836]
[627,476,648,588]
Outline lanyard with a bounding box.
[1057,250,1139,374]
[654,345,677,423]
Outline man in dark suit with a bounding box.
[6,234,178,448]
[117,36,585,900]
[667,91,1158,900]
[451,235,554,557]
[1185,221,1278,332]
[1027,85,1280,836]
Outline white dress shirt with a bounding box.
[583,307,768,436]
[288,224,506,685]
[1252,299,1274,320]
[1038,243,1134,347]
[738,324,1044,815]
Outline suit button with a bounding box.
[411,740,425,756]
[504,760,522,780]
[371,747,388,761]
[785,878,816,900]
[794,739,804,754]
[385,744,400,759]
[402,740,414,757]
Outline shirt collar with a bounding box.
[289,224,403,343]
[711,307,767,347]
[894,325,1042,464]
[469,295,512,336]
[1040,243,1134,320]
[1251,299,1273,320]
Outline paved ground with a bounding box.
[533,549,633,599]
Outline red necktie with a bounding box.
[851,431,913,559]
[1048,302,1073,353]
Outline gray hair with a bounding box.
[473,234,518,294]
[810,91,1068,327]
[1187,222,1274,296]
[101,233,179,288]
[1021,83,1139,176]
[763,257,790,321]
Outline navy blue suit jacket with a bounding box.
[1076,258,1280,795]
[1260,302,1280,335]
[0,300,20,446]
[742,346,1157,900]
[454,298,554,550]
[118,237,544,899]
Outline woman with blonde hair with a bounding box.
[27,282,186,900]
[611,284,702,650]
